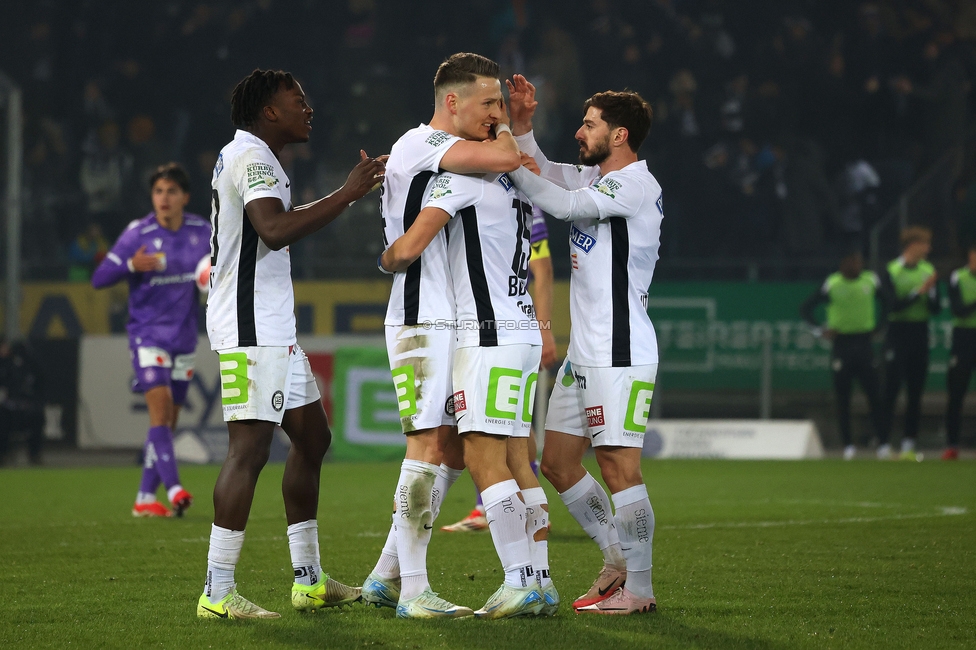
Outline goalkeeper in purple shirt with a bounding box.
[442,201,558,532]
[92,163,212,518]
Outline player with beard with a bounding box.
[197,69,386,620]
[506,76,660,615]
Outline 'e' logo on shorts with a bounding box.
[391,366,418,417]
[624,381,655,433]
[219,352,249,405]
[486,367,522,420]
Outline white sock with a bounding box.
[287,520,322,587]
[901,438,915,453]
[612,485,654,599]
[395,460,438,600]
[432,464,463,521]
[560,473,626,568]
[136,492,156,505]
[374,523,400,579]
[204,524,244,602]
[166,484,184,503]
[482,479,533,588]
[522,487,551,588]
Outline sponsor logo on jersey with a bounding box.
[595,177,621,199]
[153,238,163,250]
[214,153,224,178]
[425,130,452,147]
[586,405,605,427]
[498,174,513,191]
[444,394,455,416]
[429,176,452,200]
[272,390,284,412]
[246,161,279,189]
[452,390,467,414]
[570,224,596,254]
[656,193,664,214]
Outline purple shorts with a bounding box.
[130,345,195,406]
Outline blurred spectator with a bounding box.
[67,222,109,282]
[79,120,133,234]
[0,338,45,466]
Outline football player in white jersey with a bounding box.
[362,53,522,619]
[197,69,386,620]
[381,140,558,618]
[506,76,660,616]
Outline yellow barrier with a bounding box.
[4,281,572,352]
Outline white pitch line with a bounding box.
[660,507,968,531]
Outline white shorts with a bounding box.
[452,344,541,438]
[546,360,658,448]
[217,344,321,424]
[385,324,455,432]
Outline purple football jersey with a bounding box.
[92,213,212,353]
[527,205,550,284]
[530,204,549,245]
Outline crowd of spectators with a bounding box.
[2,0,976,280]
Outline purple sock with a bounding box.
[475,490,483,507]
[147,425,181,490]
[530,459,539,477]
[138,439,161,495]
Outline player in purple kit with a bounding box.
[93,162,212,518]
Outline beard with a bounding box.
[578,137,611,166]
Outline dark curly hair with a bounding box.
[583,91,653,153]
[230,69,296,128]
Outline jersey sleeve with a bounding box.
[239,146,286,206]
[92,224,142,288]
[583,170,647,220]
[514,130,592,190]
[421,172,484,217]
[405,129,463,174]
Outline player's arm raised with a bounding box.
[438,100,520,174]
[507,74,587,189]
[245,151,386,251]
[379,207,452,273]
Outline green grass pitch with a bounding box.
[0,458,973,649]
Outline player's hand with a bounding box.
[505,74,538,134]
[822,328,837,341]
[343,150,387,201]
[921,273,937,294]
[520,153,541,176]
[130,245,162,272]
[540,328,558,369]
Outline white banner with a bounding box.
[642,420,824,459]
[77,335,224,450]
[76,335,382,459]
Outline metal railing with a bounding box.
[868,145,966,269]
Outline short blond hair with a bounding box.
[900,225,932,248]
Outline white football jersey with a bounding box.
[382,124,462,326]
[423,171,543,348]
[207,130,295,350]
[518,135,662,366]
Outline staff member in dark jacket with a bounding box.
[802,250,886,460]
[877,226,939,460]
[0,337,45,465]
[943,244,976,460]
